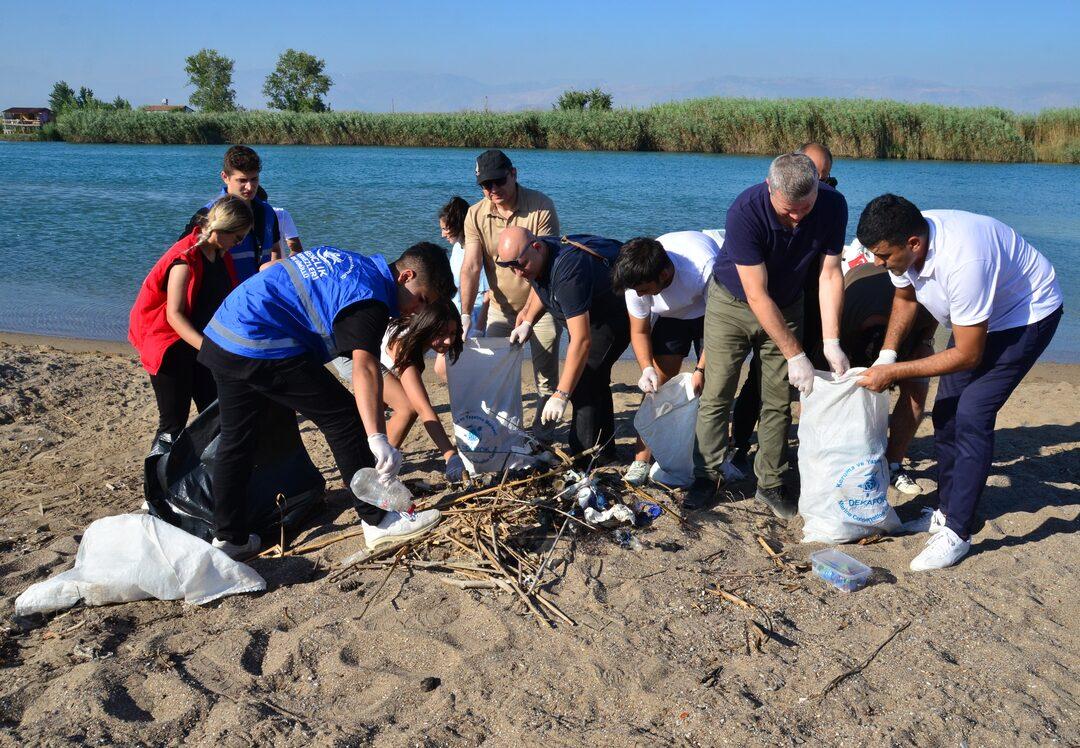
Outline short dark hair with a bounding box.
[612,237,672,293]
[396,241,457,301]
[223,145,261,175]
[856,194,929,248]
[439,196,469,240]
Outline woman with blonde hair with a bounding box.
[129,195,253,441]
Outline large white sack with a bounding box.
[635,373,699,487]
[447,337,534,474]
[798,368,902,543]
[15,514,266,616]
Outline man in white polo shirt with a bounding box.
[856,194,1063,571]
[611,231,719,485]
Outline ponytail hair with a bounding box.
[194,195,253,249]
[386,298,464,374]
[438,196,469,243]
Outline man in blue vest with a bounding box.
[197,243,457,558]
[180,145,281,281]
[495,226,629,459]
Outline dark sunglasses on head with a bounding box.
[822,176,838,188]
[480,175,509,190]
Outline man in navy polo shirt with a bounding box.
[495,226,629,458]
[689,153,849,516]
[180,145,281,282]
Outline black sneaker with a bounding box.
[755,485,798,519]
[683,477,722,511]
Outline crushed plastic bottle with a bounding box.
[350,468,415,512]
[633,500,662,527]
[612,528,643,551]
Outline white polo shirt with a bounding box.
[274,207,299,241]
[890,210,1061,332]
[624,230,719,320]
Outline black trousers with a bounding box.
[149,341,217,440]
[209,355,382,543]
[568,312,631,456]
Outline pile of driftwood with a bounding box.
[324,453,677,628]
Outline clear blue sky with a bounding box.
[2,0,1077,110]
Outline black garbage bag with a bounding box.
[144,399,326,542]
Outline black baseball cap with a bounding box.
[475,149,513,184]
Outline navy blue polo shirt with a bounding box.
[532,237,622,323]
[712,182,848,308]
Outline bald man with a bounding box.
[495,227,629,457]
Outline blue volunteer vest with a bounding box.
[205,247,399,361]
[204,190,277,281]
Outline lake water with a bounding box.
[0,142,1076,361]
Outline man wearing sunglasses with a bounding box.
[495,227,629,459]
[459,150,563,440]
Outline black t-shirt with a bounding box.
[332,300,390,358]
[533,238,622,323]
[189,256,232,333]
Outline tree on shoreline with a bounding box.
[556,88,613,111]
[185,49,237,112]
[48,81,130,113]
[263,49,333,112]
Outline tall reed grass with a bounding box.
[53,98,1080,163]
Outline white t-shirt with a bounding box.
[890,210,1061,332]
[274,207,299,242]
[624,230,719,320]
[450,241,488,331]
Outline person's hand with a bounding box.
[444,453,466,482]
[367,434,402,480]
[541,394,569,424]
[637,366,659,394]
[691,368,705,397]
[857,365,896,393]
[460,313,472,339]
[872,348,898,368]
[822,338,850,376]
[786,353,815,396]
[509,320,532,345]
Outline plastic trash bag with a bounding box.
[447,337,535,474]
[144,399,325,543]
[15,514,265,616]
[798,368,902,543]
[634,373,699,487]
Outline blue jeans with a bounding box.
[932,307,1062,538]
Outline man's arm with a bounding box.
[817,254,843,340]
[882,285,919,351]
[286,237,303,254]
[557,313,591,396]
[735,263,802,358]
[859,322,986,391]
[517,287,546,326]
[350,349,386,436]
[628,314,654,373]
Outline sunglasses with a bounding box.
[480,175,509,190]
[822,176,838,188]
[494,245,530,270]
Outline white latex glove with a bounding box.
[509,320,533,345]
[872,348,898,368]
[367,433,402,481]
[787,352,815,396]
[460,313,472,339]
[637,366,659,394]
[444,453,465,482]
[822,338,850,376]
[541,394,569,424]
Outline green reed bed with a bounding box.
[52,98,1080,163]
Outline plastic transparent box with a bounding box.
[811,549,872,592]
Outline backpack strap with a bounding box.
[561,236,610,266]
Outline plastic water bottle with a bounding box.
[350,468,415,512]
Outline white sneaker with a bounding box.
[624,460,650,486]
[721,458,747,483]
[890,463,922,496]
[928,509,947,534]
[211,533,261,560]
[910,527,970,571]
[362,509,441,551]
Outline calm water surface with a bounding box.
[1,142,1076,360]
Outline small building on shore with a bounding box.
[2,107,53,132]
[142,104,194,113]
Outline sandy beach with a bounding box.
[0,332,1077,746]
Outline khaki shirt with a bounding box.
[464,184,560,316]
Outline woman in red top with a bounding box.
[129,195,253,441]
